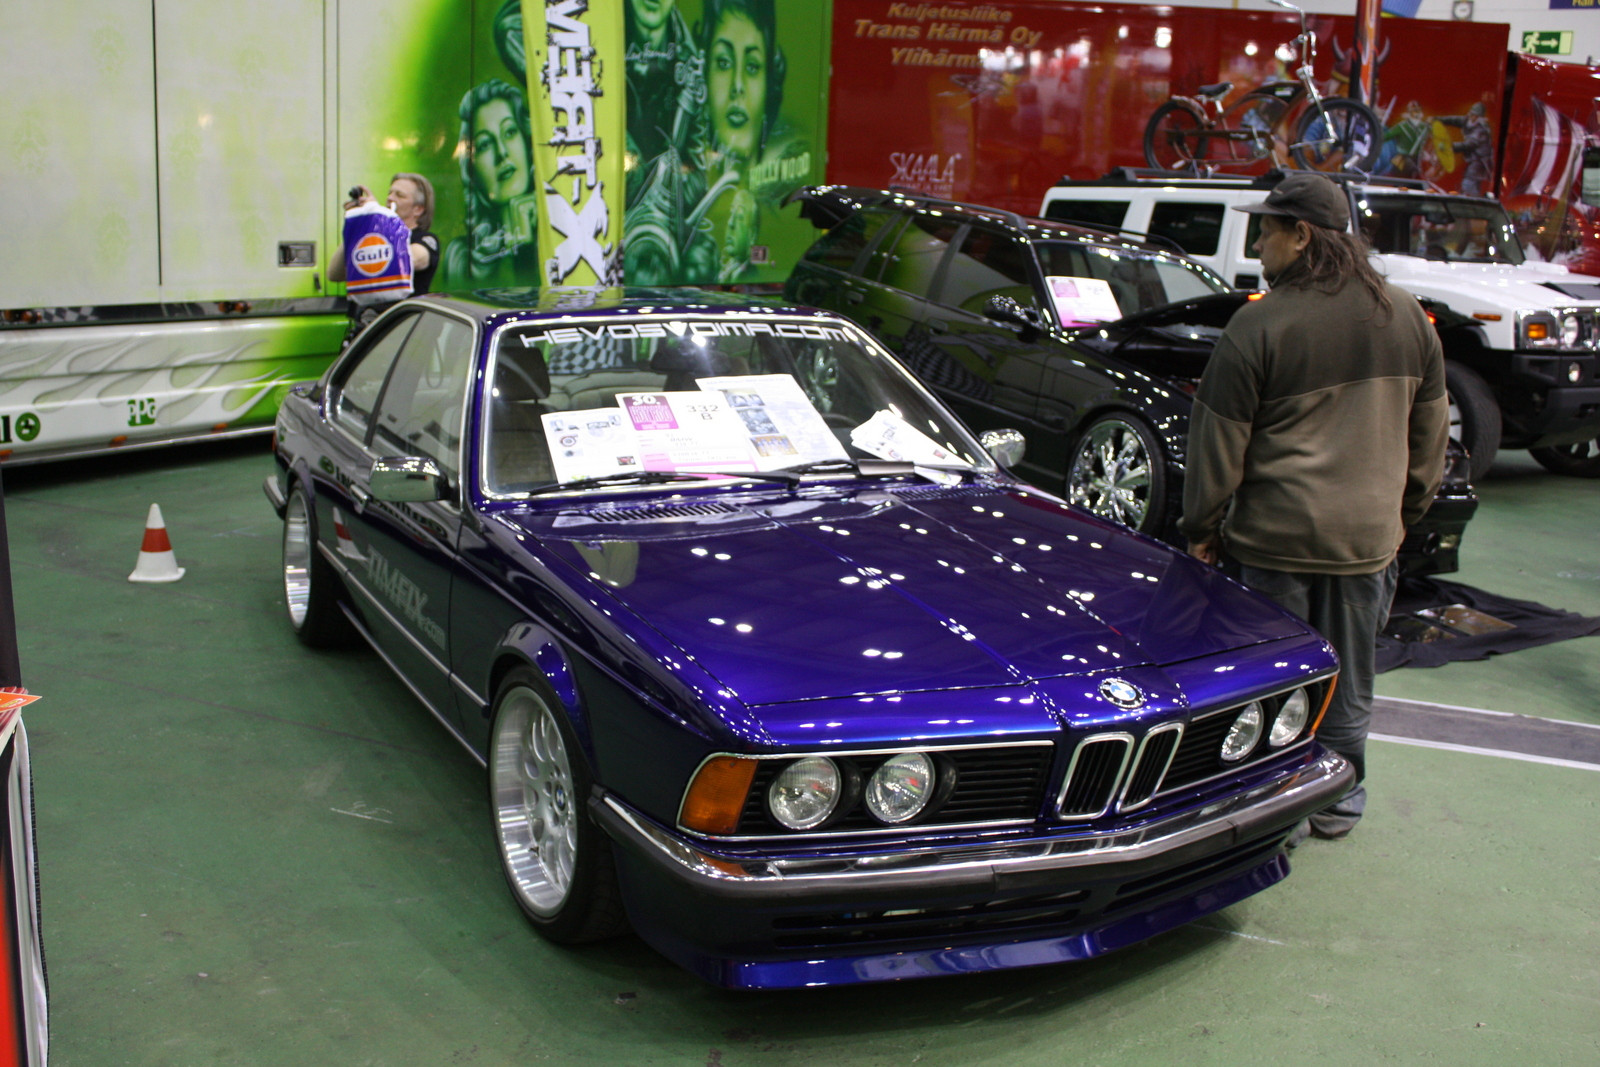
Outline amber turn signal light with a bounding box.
[680,756,758,835]
[1308,674,1339,736]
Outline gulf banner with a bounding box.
[522,1,626,286]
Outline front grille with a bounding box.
[766,828,1294,951]
[771,889,1090,949]
[1120,725,1182,809]
[735,745,1050,836]
[1163,705,1254,790]
[1056,735,1132,818]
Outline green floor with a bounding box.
[5,442,1597,1066]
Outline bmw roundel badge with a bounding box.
[1099,678,1145,709]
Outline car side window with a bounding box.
[1148,202,1225,256]
[369,312,476,484]
[333,312,420,440]
[1043,199,1129,230]
[878,214,960,296]
[938,228,1037,313]
[802,207,900,275]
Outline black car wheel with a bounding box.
[1445,362,1501,483]
[1067,414,1167,534]
[1529,437,1600,477]
[282,484,355,647]
[489,668,626,944]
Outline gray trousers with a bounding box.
[1238,561,1399,836]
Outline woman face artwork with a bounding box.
[708,8,767,164]
[470,96,532,206]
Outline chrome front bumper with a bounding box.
[592,749,1354,904]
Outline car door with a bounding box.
[911,223,1049,439]
[323,307,478,729]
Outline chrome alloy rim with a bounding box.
[283,493,313,629]
[1068,420,1152,528]
[491,686,577,916]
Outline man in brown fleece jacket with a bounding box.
[1180,171,1448,841]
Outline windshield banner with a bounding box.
[523,1,627,285]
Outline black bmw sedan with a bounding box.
[783,185,1476,576]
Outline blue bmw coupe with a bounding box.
[265,287,1351,989]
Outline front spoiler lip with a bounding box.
[591,749,1353,904]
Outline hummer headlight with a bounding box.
[1561,313,1583,348]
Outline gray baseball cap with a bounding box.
[1234,172,1350,231]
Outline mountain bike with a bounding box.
[1142,0,1381,175]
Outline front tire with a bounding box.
[1144,102,1209,172]
[1529,438,1600,477]
[489,668,626,944]
[282,484,355,647]
[1445,361,1501,483]
[1067,413,1168,534]
[1291,99,1381,173]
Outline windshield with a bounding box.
[1356,194,1525,265]
[481,317,993,495]
[1030,241,1229,325]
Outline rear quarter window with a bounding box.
[1043,199,1130,230]
[802,207,899,274]
[1148,202,1226,256]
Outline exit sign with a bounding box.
[1522,30,1575,54]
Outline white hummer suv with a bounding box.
[1041,170,1600,480]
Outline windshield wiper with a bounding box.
[530,469,809,494]
[783,458,976,481]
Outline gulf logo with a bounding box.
[352,233,395,276]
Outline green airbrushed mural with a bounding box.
[0,0,830,463]
[375,0,832,293]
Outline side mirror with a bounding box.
[979,429,1026,469]
[369,456,447,503]
[983,295,1044,340]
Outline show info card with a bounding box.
[850,409,961,466]
[540,409,641,484]
[614,391,758,473]
[1046,276,1123,326]
[696,373,850,470]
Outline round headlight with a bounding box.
[1561,313,1583,347]
[767,757,841,830]
[1220,702,1264,762]
[865,752,936,824]
[1269,689,1311,747]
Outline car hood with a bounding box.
[505,484,1306,707]
[1378,254,1600,308]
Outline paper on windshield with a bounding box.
[540,409,641,485]
[1046,276,1123,326]
[850,409,961,466]
[696,373,850,471]
[614,391,758,473]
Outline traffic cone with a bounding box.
[128,503,186,583]
[332,506,365,561]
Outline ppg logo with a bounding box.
[352,233,394,276]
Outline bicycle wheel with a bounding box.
[1291,98,1382,173]
[1143,102,1210,171]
